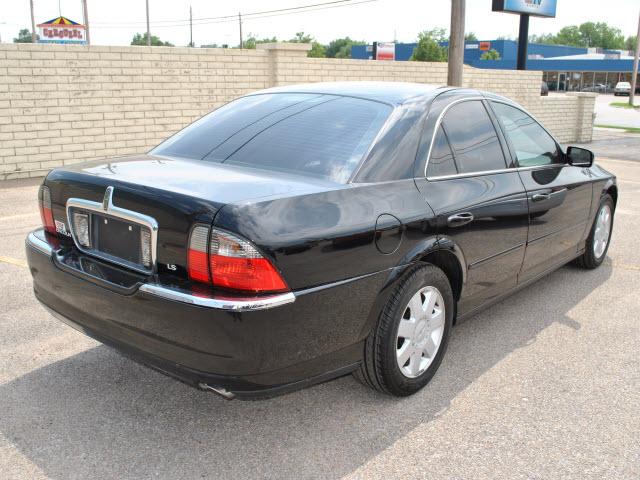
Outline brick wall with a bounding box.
[0,42,595,180]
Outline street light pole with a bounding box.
[189,5,193,47]
[238,12,243,49]
[82,0,90,45]
[30,0,37,43]
[447,0,465,86]
[146,0,151,46]
[630,10,640,107]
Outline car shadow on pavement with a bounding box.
[0,262,612,480]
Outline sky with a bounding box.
[1,0,639,47]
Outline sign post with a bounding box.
[492,0,557,70]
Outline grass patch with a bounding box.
[595,124,640,134]
[609,102,640,109]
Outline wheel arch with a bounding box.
[358,236,467,339]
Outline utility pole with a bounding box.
[82,0,90,45]
[447,0,465,86]
[516,14,530,70]
[630,10,640,107]
[30,0,37,43]
[146,0,151,46]
[238,12,243,49]
[189,5,193,47]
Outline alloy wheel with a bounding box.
[593,204,612,259]
[395,286,446,378]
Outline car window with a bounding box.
[223,97,391,183]
[491,102,562,167]
[441,100,507,174]
[152,93,317,160]
[427,125,457,177]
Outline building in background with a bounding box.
[37,16,87,45]
[352,40,638,92]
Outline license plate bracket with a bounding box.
[92,214,142,266]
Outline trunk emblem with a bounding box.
[103,186,114,211]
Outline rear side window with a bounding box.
[427,125,457,177]
[441,100,507,174]
[223,97,391,183]
[491,102,562,167]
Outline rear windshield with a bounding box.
[151,93,392,183]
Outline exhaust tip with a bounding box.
[198,382,236,400]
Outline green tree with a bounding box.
[308,42,326,58]
[578,22,624,49]
[131,32,174,47]
[529,22,625,49]
[289,32,313,43]
[243,35,277,49]
[13,28,37,43]
[480,49,501,60]
[410,29,448,62]
[625,35,637,52]
[288,31,326,58]
[325,37,365,58]
[464,32,478,41]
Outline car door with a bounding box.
[415,98,529,316]
[488,100,593,282]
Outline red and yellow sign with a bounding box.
[37,16,87,44]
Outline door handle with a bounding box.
[447,212,474,227]
[531,193,551,202]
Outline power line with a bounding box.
[92,0,377,28]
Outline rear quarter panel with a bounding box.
[213,180,438,291]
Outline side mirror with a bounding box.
[566,146,594,167]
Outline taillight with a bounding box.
[188,225,210,283]
[38,185,56,234]
[187,225,288,294]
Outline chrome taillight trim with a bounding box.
[66,196,159,275]
[26,229,53,256]
[138,284,295,311]
[27,227,294,312]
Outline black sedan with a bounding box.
[26,82,617,399]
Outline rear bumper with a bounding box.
[26,229,385,398]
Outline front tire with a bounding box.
[354,264,454,396]
[576,194,614,269]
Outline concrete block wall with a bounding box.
[0,42,594,180]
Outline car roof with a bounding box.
[246,81,450,105]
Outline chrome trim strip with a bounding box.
[423,96,567,181]
[138,284,296,311]
[66,195,159,275]
[26,229,53,256]
[422,96,486,178]
[426,163,563,181]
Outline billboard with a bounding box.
[492,0,557,18]
[37,16,87,44]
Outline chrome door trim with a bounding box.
[422,96,486,178]
[422,95,567,181]
[66,195,159,275]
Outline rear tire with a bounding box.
[576,194,614,269]
[354,264,454,396]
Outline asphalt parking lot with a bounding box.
[1,141,639,479]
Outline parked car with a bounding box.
[26,82,617,399]
[613,81,631,96]
[582,83,608,93]
[540,81,549,96]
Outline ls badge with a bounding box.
[54,220,71,237]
